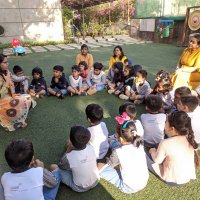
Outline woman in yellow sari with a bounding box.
[0,54,32,131]
[109,46,127,68]
[172,34,200,90]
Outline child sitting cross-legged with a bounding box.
[1,139,61,200]
[12,65,30,94]
[86,62,106,95]
[177,96,200,146]
[99,120,149,194]
[85,104,109,160]
[119,70,151,104]
[68,65,87,96]
[48,65,68,99]
[29,67,47,98]
[141,95,166,149]
[54,125,100,192]
[147,111,198,186]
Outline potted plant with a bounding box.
[80,23,88,40]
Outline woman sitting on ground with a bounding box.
[0,54,33,131]
[172,34,200,90]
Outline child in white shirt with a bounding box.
[56,125,100,192]
[99,120,149,194]
[1,139,60,200]
[141,95,166,148]
[177,96,200,145]
[68,65,87,96]
[86,104,109,159]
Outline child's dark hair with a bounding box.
[81,44,88,50]
[124,65,134,77]
[137,69,148,79]
[168,111,199,167]
[133,65,142,76]
[180,96,199,112]
[93,62,104,70]
[32,67,43,77]
[5,139,34,171]
[85,104,103,124]
[53,65,64,72]
[113,46,125,60]
[118,121,142,148]
[119,102,136,119]
[113,62,123,73]
[175,86,191,97]
[72,65,80,72]
[13,65,23,74]
[145,95,163,113]
[70,125,91,149]
[79,61,88,70]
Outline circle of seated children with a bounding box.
[1,45,200,199]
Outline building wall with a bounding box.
[0,0,64,43]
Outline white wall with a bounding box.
[0,0,64,43]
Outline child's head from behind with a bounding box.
[174,86,191,105]
[119,102,136,120]
[53,65,64,78]
[13,65,23,76]
[85,104,103,125]
[5,139,34,171]
[70,125,91,150]
[71,65,80,78]
[113,62,123,74]
[145,95,163,113]
[136,69,147,84]
[166,111,198,149]
[124,65,134,78]
[93,62,103,75]
[32,67,43,79]
[177,96,199,112]
[79,61,88,71]
[117,121,142,147]
[155,70,172,93]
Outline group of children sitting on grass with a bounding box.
[1,85,200,199]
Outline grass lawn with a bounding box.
[0,43,199,200]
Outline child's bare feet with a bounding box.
[21,122,27,128]
[49,164,58,171]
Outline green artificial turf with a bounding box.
[1,43,199,200]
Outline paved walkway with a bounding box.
[3,35,152,56]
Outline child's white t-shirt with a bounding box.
[1,167,44,200]
[135,119,144,137]
[88,122,109,159]
[187,106,200,144]
[141,113,166,144]
[109,144,149,192]
[66,144,100,188]
[69,75,82,88]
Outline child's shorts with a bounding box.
[49,88,68,95]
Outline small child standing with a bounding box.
[12,65,29,94]
[85,104,109,160]
[141,95,166,148]
[68,65,87,96]
[177,96,200,145]
[48,65,69,99]
[56,125,100,192]
[1,139,61,200]
[120,70,151,103]
[86,63,106,95]
[29,67,47,98]
[99,120,149,194]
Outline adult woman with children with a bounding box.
[172,34,200,90]
[0,54,32,131]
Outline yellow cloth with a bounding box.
[172,47,200,90]
[76,53,93,69]
[108,55,127,68]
